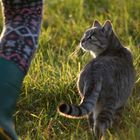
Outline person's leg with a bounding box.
[0,0,43,139]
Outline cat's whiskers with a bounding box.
[69,45,80,58]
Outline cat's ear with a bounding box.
[93,20,102,28]
[103,20,112,36]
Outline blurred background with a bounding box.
[0,0,140,139]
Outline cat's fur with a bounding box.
[58,20,135,139]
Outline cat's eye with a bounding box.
[90,35,97,41]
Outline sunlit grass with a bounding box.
[0,0,140,139]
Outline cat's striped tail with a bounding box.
[57,91,99,118]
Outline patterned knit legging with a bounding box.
[0,0,43,73]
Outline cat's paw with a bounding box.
[93,121,106,140]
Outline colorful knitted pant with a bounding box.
[0,0,43,73]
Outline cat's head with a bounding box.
[80,20,113,56]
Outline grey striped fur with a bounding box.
[58,20,135,139]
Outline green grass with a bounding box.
[0,0,140,139]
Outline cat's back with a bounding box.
[78,47,135,95]
[81,47,134,75]
[93,47,134,73]
[99,47,135,85]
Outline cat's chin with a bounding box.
[80,43,102,58]
[80,45,89,52]
[80,47,97,58]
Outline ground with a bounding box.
[0,0,140,140]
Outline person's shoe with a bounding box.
[0,58,25,140]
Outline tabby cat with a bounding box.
[58,20,135,139]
